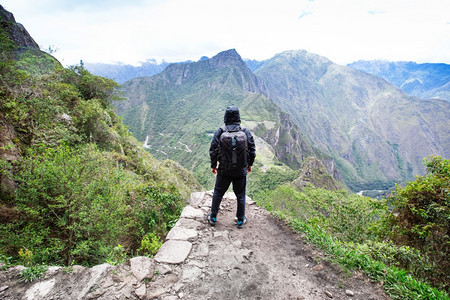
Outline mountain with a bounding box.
[244,59,267,72]
[293,157,347,191]
[85,60,171,84]
[116,49,328,188]
[0,5,38,49]
[254,50,450,190]
[85,59,267,84]
[347,60,450,102]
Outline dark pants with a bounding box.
[211,171,246,220]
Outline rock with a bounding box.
[241,249,253,262]
[201,197,213,208]
[147,286,166,299]
[12,265,26,272]
[312,264,324,271]
[25,278,56,300]
[324,290,333,298]
[130,256,155,282]
[182,266,202,281]
[189,191,206,206]
[180,206,204,219]
[156,264,172,275]
[79,263,111,298]
[166,226,197,241]
[173,282,184,293]
[346,289,355,296]
[0,285,9,292]
[134,283,146,299]
[154,240,193,264]
[174,218,202,229]
[187,260,206,268]
[44,266,61,278]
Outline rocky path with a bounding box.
[0,191,389,299]
[151,191,388,300]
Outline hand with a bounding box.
[247,166,252,173]
[211,168,217,174]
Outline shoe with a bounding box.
[237,217,247,229]
[207,214,217,226]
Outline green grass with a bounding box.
[254,185,449,299]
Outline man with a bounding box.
[208,106,256,229]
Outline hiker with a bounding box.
[207,106,256,229]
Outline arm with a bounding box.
[244,128,256,168]
[209,127,223,172]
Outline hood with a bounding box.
[224,106,241,125]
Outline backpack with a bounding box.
[219,126,248,170]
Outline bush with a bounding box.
[1,144,134,265]
[386,155,449,291]
[255,184,387,243]
[138,233,163,256]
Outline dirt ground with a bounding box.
[150,193,389,300]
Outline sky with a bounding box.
[2,0,450,66]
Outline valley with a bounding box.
[113,49,449,192]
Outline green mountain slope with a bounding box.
[255,50,450,190]
[117,49,326,188]
[0,5,200,266]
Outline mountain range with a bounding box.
[253,50,449,190]
[86,58,450,104]
[348,60,450,102]
[115,49,449,191]
[115,49,329,188]
[85,60,171,84]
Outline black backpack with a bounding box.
[219,126,248,170]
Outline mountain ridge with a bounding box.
[348,60,450,101]
[117,48,449,190]
[116,49,329,188]
[254,50,449,190]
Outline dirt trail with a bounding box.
[151,191,389,300]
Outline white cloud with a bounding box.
[2,0,450,65]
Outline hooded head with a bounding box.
[223,106,241,125]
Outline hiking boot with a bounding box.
[207,214,217,226]
[237,217,247,229]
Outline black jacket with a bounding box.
[209,123,256,175]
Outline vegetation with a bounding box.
[385,155,449,291]
[0,29,199,267]
[254,155,449,299]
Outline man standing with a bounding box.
[208,106,256,229]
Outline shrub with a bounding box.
[138,233,163,256]
[386,155,449,290]
[19,264,47,283]
[255,184,387,243]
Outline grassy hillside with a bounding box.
[254,156,449,298]
[0,14,200,267]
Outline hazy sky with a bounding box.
[3,0,450,66]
